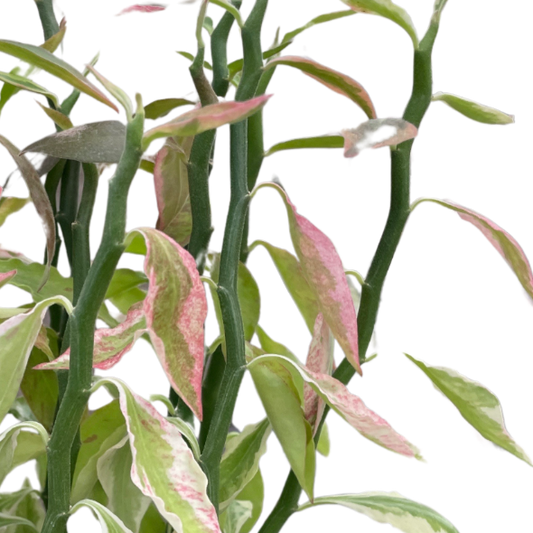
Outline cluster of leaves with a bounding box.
[0,1,529,533]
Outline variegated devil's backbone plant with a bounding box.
[0,0,528,532]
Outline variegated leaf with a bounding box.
[118,4,167,15]
[406,354,531,465]
[248,355,420,459]
[412,199,533,301]
[299,492,459,533]
[96,379,220,533]
[71,500,134,533]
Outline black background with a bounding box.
[0,0,533,533]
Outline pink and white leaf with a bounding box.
[248,355,420,459]
[117,4,167,15]
[417,199,533,301]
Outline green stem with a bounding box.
[41,104,144,533]
[258,15,441,533]
[34,0,59,40]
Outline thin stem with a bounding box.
[41,103,144,533]
[258,13,442,533]
[34,0,59,40]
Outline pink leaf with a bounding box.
[111,2,172,20]
[0,270,16,289]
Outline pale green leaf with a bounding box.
[0,513,38,530]
[317,423,331,456]
[231,470,264,533]
[71,500,134,533]
[0,196,30,226]
[220,501,252,533]
[87,65,133,119]
[281,10,355,43]
[210,0,244,27]
[255,326,298,363]
[264,135,343,157]
[0,70,58,106]
[144,98,195,120]
[166,417,201,461]
[36,101,73,130]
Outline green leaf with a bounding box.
[0,196,30,227]
[0,487,45,533]
[0,297,71,423]
[87,65,133,119]
[95,378,220,533]
[432,92,514,124]
[166,417,201,460]
[177,51,213,70]
[405,354,532,465]
[299,493,460,533]
[41,17,67,53]
[316,423,330,456]
[97,437,151,532]
[0,71,58,106]
[0,136,56,288]
[247,351,316,500]
[0,40,118,111]
[264,56,376,119]
[210,0,244,27]
[142,95,271,151]
[0,513,38,530]
[139,504,167,533]
[265,135,344,157]
[255,325,299,363]
[281,10,356,43]
[341,0,419,48]
[219,419,271,508]
[230,469,264,533]
[219,501,253,533]
[249,354,420,459]
[144,98,195,120]
[411,199,533,301]
[71,500,134,533]
[36,101,74,130]
[0,67,22,114]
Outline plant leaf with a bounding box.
[282,10,355,44]
[142,95,271,150]
[0,71,58,106]
[0,269,17,289]
[210,0,244,27]
[247,350,316,500]
[341,0,419,48]
[0,40,118,111]
[413,199,533,301]
[255,184,360,374]
[166,417,201,461]
[219,501,253,533]
[71,500,134,533]
[219,419,271,508]
[0,513,39,530]
[316,423,331,456]
[300,493,459,533]
[41,17,67,53]
[405,354,531,465]
[0,136,56,288]
[265,135,344,157]
[144,98,195,120]
[96,378,221,533]
[255,325,299,363]
[36,100,74,130]
[87,65,133,118]
[264,56,375,119]
[0,485,45,532]
[249,354,420,459]
[111,2,172,20]
[0,297,71,423]
[341,118,417,157]
[432,92,514,125]
[0,196,30,226]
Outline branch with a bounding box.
[34,0,59,40]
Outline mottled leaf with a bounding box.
[341,0,419,48]
[0,196,30,226]
[219,419,271,508]
[264,56,375,119]
[142,95,271,150]
[265,135,344,157]
[36,101,73,130]
[341,118,417,157]
[413,198,533,301]
[249,355,420,459]
[0,297,71,423]
[144,98,195,120]
[432,92,514,125]
[111,2,172,20]
[405,354,531,465]
[0,136,55,288]
[300,493,459,533]
[254,184,360,374]
[96,379,220,533]
[71,500,134,533]
[0,71,58,106]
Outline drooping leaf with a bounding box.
[264,135,344,157]
[0,513,38,530]
[405,354,531,465]
[299,493,459,533]
[0,40,117,110]
[249,355,420,459]
[87,65,133,118]
[144,98,195,120]
[70,500,134,533]
[111,1,172,20]
[0,136,55,288]
[97,437,151,531]
[0,17,69,121]
[0,269,17,289]
[412,198,533,301]
[264,56,375,119]
[432,92,514,124]
[36,101,74,130]
[219,419,271,508]
[281,10,356,43]
[0,297,71,423]
[0,196,30,226]
[219,501,253,533]
[142,95,271,150]
[247,346,316,500]
[341,118,417,157]
[71,401,127,503]
[254,184,360,374]
[341,0,419,48]
[96,378,221,533]
[0,71,58,106]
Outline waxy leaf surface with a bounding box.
[71,500,134,533]
[257,184,360,373]
[265,135,344,157]
[406,354,531,465]
[342,118,417,157]
[0,71,58,106]
[143,95,271,149]
[144,98,195,120]
[111,2,172,20]
[0,297,71,423]
[97,379,220,533]
[301,493,459,533]
[0,136,55,287]
[264,56,375,119]
[342,0,419,48]
[432,92,514,124]
[249,355,420,459]
[414,199,533,301]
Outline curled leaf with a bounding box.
[117,4,167,15]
